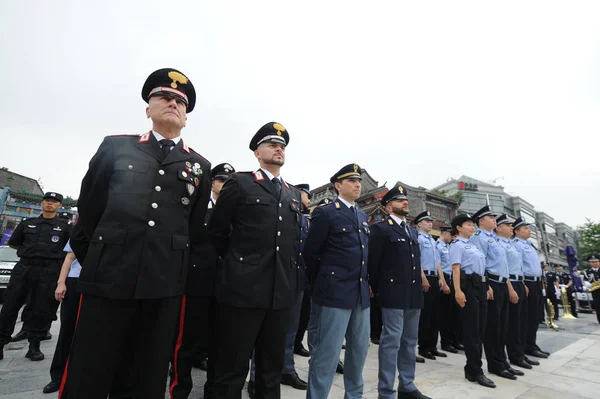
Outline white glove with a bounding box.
[542,288,546,296]
[556,290,561,299]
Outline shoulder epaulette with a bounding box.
[474,230,481,235]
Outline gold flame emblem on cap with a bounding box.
[273,123,286,136]
[398,186,403,194]
[353,164,358,173]
[168,71,189,89]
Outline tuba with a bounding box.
[546,298,559,330]
[560,287,576,319]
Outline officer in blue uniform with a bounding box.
[512,217,550,360]
[304,164,370,399]
[470,206,516,381]
[449,214,495,388]
[294,185,313,358]
[438,225,462,353]
[368,183,429,399]
[415,211,448,360]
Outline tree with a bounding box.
[450,191,464,207]
[576,219,600,265]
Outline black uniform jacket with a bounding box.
[185,200,219,297]
[367,216,424,310]
[72,132,211,299]
[8,215,71,261]
[208,170,302,310]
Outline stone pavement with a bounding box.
[0,306,598,398]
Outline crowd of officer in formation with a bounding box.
[0,67,599,399]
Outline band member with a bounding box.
[437,226,462,353]
[556,266,577,318]
[368,183,430,399]
[512,217,550,360]
[449,214,496,388]
[60,68,212,399]
[544,264,560,320]
[304,164,370,399]
[585,255,600,324]
[208,122,301,399]
[415,211,449,360]
[170,162,235,399]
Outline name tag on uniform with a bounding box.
[28,225,36,228]
[53,226,62,231]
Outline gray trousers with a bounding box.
[377,308,421,398]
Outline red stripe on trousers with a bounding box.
[58,293,84,399]
[169,295,187,399]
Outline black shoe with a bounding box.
[11,330,28,342]
[43,381,61,394]
[510,359,532,369]
[441,345,458,354]
[524,357,540,366]
[418,351,436,360]
[416,356,425,363]
[25,342,44,361]
[280,372,307,390]
[465,372,496,388]
[247,381,255,399]
[553,317,559,320]
[397,389,432,398]
[430,349,447,358]
[41,332,52,341]
[294,343,310,357]
[535,346,551,357]
[454,343,465,351]
[525,350,548,359]
[490,369,517,380]
[0,345,4,360]
[505,365,524,376]
[371,337,380,345]
[193,358,208,371]
[336,361,344,374]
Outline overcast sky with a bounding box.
[1,0,599,228]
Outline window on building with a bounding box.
[545,223,556,235]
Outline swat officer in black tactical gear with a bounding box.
[0,192,70,361]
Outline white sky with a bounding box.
[1,0,599,228]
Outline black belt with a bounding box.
[423,270,438,277]
[467,273,487,283]
[524,275,540,282]
[486,273,507,283]
[20,258,58,266]
[509,274,523,281]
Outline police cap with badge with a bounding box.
[317,198,331,206]
[472,205,497,223]
[381,183,407,205]
[296,184,312,199]
[496,214,512,226]
[451,213,473,228]
[212,163,235,181]
[43,192,63,203]
[330,163,362,184]
[142,68,196,113]
[249,122,289,151]
[511,216,531,230]
[414,211,434,224]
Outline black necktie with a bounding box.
[350,206,358,223]
[159,139,175,160]
[400,220,408,235]
[271,177,282,194]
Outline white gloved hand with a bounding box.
[542,288,546,296]
[556,290,562,299]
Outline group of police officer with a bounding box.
[0,66,599,399]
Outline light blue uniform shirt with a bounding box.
[497,236,524,278]
[470,228,509,278]
[512,238,542,277]
[448,236,486,276]
[418,232,440,272]
[63,240,81,278]
[436,240,451,275]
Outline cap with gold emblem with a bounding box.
[43,192,63,202]
[317,198,331,206]
[381,183,407,205]
[141,68,196,112]
[330,163,362,184]
[249,122,289,151]
[211,163,235,181]
[414,211,434,224]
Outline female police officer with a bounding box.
[449,214,496,388]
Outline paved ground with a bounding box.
[0,306,598,398]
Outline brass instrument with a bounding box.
[589,280,600,293]
[560,287,576,319]
[546,298,559,330]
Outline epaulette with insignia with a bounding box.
[388,219,394,225]
[474,230,481,235]
[335,202,341,209]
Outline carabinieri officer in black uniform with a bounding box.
[1,192,70,361]
[60,68,211,399]
[170,162,235,399]
[208,122,301,399]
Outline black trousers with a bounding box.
[49,278,80,383]
[213,303,290,399]
[440,273,461,348]
[483,281,509,372]
[59,295,181,399]
[418,275,440,352]
[592,291,600,324]
[547,288,559,319]
[169,296,218,399]
[294,287,311,348]
[524,280,542,352]
[459,278,487,377]
[370,296,383,339]
[0,262,60,345]
[567,287,578,317]
[507,281,526,363]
